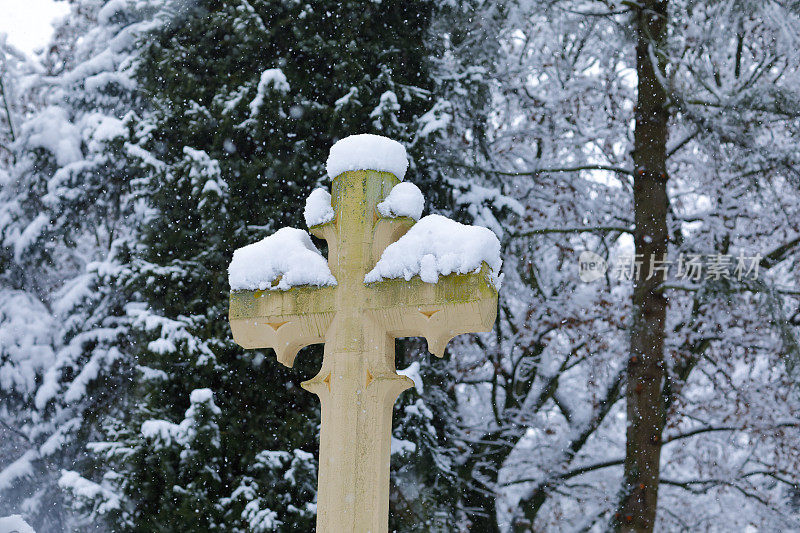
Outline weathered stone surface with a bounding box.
[229,169,497,533]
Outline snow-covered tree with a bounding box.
[68,0,455,530]
[426,1,800,530]
[0,1,160,529]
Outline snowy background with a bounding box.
[0,0,70,56]
[1,1,800,532]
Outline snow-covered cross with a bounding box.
[228,134,500,533]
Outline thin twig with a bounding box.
[449,161,634,177]
[512,225,633,238]
[659,282,800,297]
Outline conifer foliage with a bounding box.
[0,1,157,530]
[71,0,447,530]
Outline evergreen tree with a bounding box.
[84,0,453,530]
[0,1,159,530]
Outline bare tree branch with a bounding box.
[659,282,800,297]
[504,458,624,487]
[760,234,800,269]
[449,161,634,177]
[684,98,800,119]
[512,225,633,238]
[666,128,699,158]
[663,422,800,444]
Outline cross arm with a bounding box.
[229,286,336,367]
[365,264,498,356]
[371,216,415,265]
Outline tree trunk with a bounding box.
[615,1,670,531]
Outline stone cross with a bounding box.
[229,168,497,532]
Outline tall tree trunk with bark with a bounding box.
[615,1,670,531]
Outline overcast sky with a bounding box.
[1,0,71,56]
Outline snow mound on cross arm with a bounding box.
[326,134,408,180]
[304,188,334,227]
[229,228,336,291]
[377,182,424,220]
[365,214,502,289]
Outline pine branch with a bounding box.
[0,418,31,443]
[554,4,633,17]
[0,72,16,141]
[0,72,17,165]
